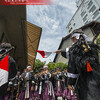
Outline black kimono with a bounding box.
[61,36,100,100]
[54,72,63,97]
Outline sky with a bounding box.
[27,0,77,63]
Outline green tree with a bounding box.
[55,62,67,71]
[34,59,45,73]
[47,62,67,71]
[47,62,55,70]
[95,34,100,63]
[96,34,100,47]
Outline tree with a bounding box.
[95,34,100,63]
[48,62,67,71]
[34,59,67,73]
[47,62,55,71]
[55,62,67,71]
[96,34,100,47]
[34,59,45,73]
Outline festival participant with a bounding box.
[0,42,17,99]
[34,71,41,100]
[4,80,13,100]
[62,68,68,100]
[50,69,56,91]
[62,69,77,100]
[54,67,63,100]
[18,69,26,100]
[13,71,21,100]
[38,69,44,99]
[24,65,34,100]
[61,29,100,100]
[41,65,55,100]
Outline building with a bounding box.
[0,6,42,72]
[67,0,100,34]
[53,21,100,63]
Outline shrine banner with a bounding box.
[0,0,54,5]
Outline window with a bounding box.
[93,11,99,19]
[69,27,72,33]
[89,5,96,13]
[85,21,89,25]
[81,11,86,17]
[83,14,88,22]
[87,0,93,9]
[96,17,100,22]
[73,23,75,26]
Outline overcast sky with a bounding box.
[27,0,77,63]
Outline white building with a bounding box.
[54,21,100,63]
[67,0,100,34]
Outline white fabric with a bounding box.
[25,72,30,79]
[39,82,42,94]
[72,33,90,42]
[67,72,79,78]
[43,65,48,69]
[58,80,60,91]
[35,85,38,91]
[48,81,52,96]
[9,81,13,85]
[44,51,52,58]
[71,90,73,96]
[27,65,31,68]
[66,48,69,58]
[45,81,55,97]
[0,69,8,86]
[32,81,35,84]
[25,81,29,99]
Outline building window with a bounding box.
[85,21,89,25]
[83,14,88,22]
[96,17,100,22]
[73,23,75,26]
[81,11,86,17]
[89,5,96,13]
[69,27,72,33]
[87,0,93,9]
[93,11,99,19]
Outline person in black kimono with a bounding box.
[18,69,26,100]
[62,68,77,100]
[54,68,63,100]
[13,71,21,100]
[62,68,68,99]
[0,42,17,98]
[56,30,100,100]
[50,69,56,91]
[24,65,34,100]
[34,71,41,100]
[41,65,55,100]
[4,79,13,100]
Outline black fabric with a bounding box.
[34,76,40,91]
[19,73,26,92]
[62,73,68,89]
[8,56,17,79]
[67,36,100,100]
[0,83,8,96]
[61,48,67,58]
[51,74,56,90]
[54,73,64,91]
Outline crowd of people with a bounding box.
[0,65,77,100]
[0,29,100,100]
